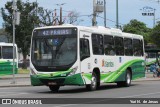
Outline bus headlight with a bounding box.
[68,66,78,76]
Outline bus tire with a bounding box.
[117,70,131,87]
[49,85,60,92]
[86,72,97,91]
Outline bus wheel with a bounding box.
[49,85,60,92]
[117,71,131,87]
[86,72,97,91]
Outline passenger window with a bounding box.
[80,39,90,61]
[92,34,104,55]
[140,40,144,56]
[124,38,133,56]
[104,35,115,55]
[0,47,1,59]
[115,37,124,55]
[133,39,142,56]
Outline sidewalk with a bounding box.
[0,73,160,87]
[0,74,31,87]
[133,72,160,81]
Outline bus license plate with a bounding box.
[48,82,57,85]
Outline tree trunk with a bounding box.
[22,54,28,69]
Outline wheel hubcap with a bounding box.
[91,75,96,88]
[127,73,131,84]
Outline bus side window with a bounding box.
[124,38,133,56]
[0,46,1,59]
[115,37,124,56]
[141,40,144,56]
[104,35,115,55]
[92,34,104,55]
[80,39,90,61]
[133,39,141,56]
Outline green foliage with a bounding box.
[123,19,151,44]
[1,0,39,68]
[150,22,160,48]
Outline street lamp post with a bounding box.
[153,9,156,27]
[104,0,106,27]
[11,0,16,84]
[116,0,119,28]
[92,0,97,26]
[56,3,66,25]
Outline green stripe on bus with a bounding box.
[0,61,18,75]
[82,59,145,83]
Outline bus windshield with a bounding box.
[31,28,77,71]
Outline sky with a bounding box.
[0,0,160,28]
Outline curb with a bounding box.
[133,78,160,82]
[0,84,31,88]
[0,76,29,80]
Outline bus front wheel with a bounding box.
[49,85,60,92]
[86,72,97,91]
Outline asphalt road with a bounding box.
[0,80,160,107]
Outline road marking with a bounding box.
[119,91,160,98]
[53,104,78,107]
[0,92,15,93]
[0,92,29,97]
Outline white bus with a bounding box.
[30,25,145,92]
[0,42,18,75]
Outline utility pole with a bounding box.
[92,0,97,26]
[11,0,16,84]
[153,9,156,27]
[56,3,66,25]
[35,0,38,28]
[11,0,20,84]
[116,0,119,28]
[104,0,106,27]
[92,0,103,26]
[60,7,62,25]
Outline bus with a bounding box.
[145,46,160,66]
[0,43,18,75]
[30,25,145,92]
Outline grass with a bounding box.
[18,68,30,74]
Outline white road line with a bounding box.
[119,91,160,98]
[53,104,78,107]
[0,92,15,93]
[0,92,29,97]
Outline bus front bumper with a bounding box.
[30,73,85,86]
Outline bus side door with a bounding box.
[80,31,92,84]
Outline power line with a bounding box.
[97,15,125,26]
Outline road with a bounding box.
[0,80,160,107]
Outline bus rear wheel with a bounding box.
[86,72,97,91]
[117,70,131,87]
[49,85,60,92]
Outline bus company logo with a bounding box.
[102,60,114,67]
[2,99,11,104]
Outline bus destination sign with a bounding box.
[37,29,72,36]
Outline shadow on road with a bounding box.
[38,83,139,94]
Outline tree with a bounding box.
[123,19,151,44]
[0,29,10,42]
[150,22,160,48]
[65,10,79,24]
[1,0,39,68]
[38,7,54,26]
